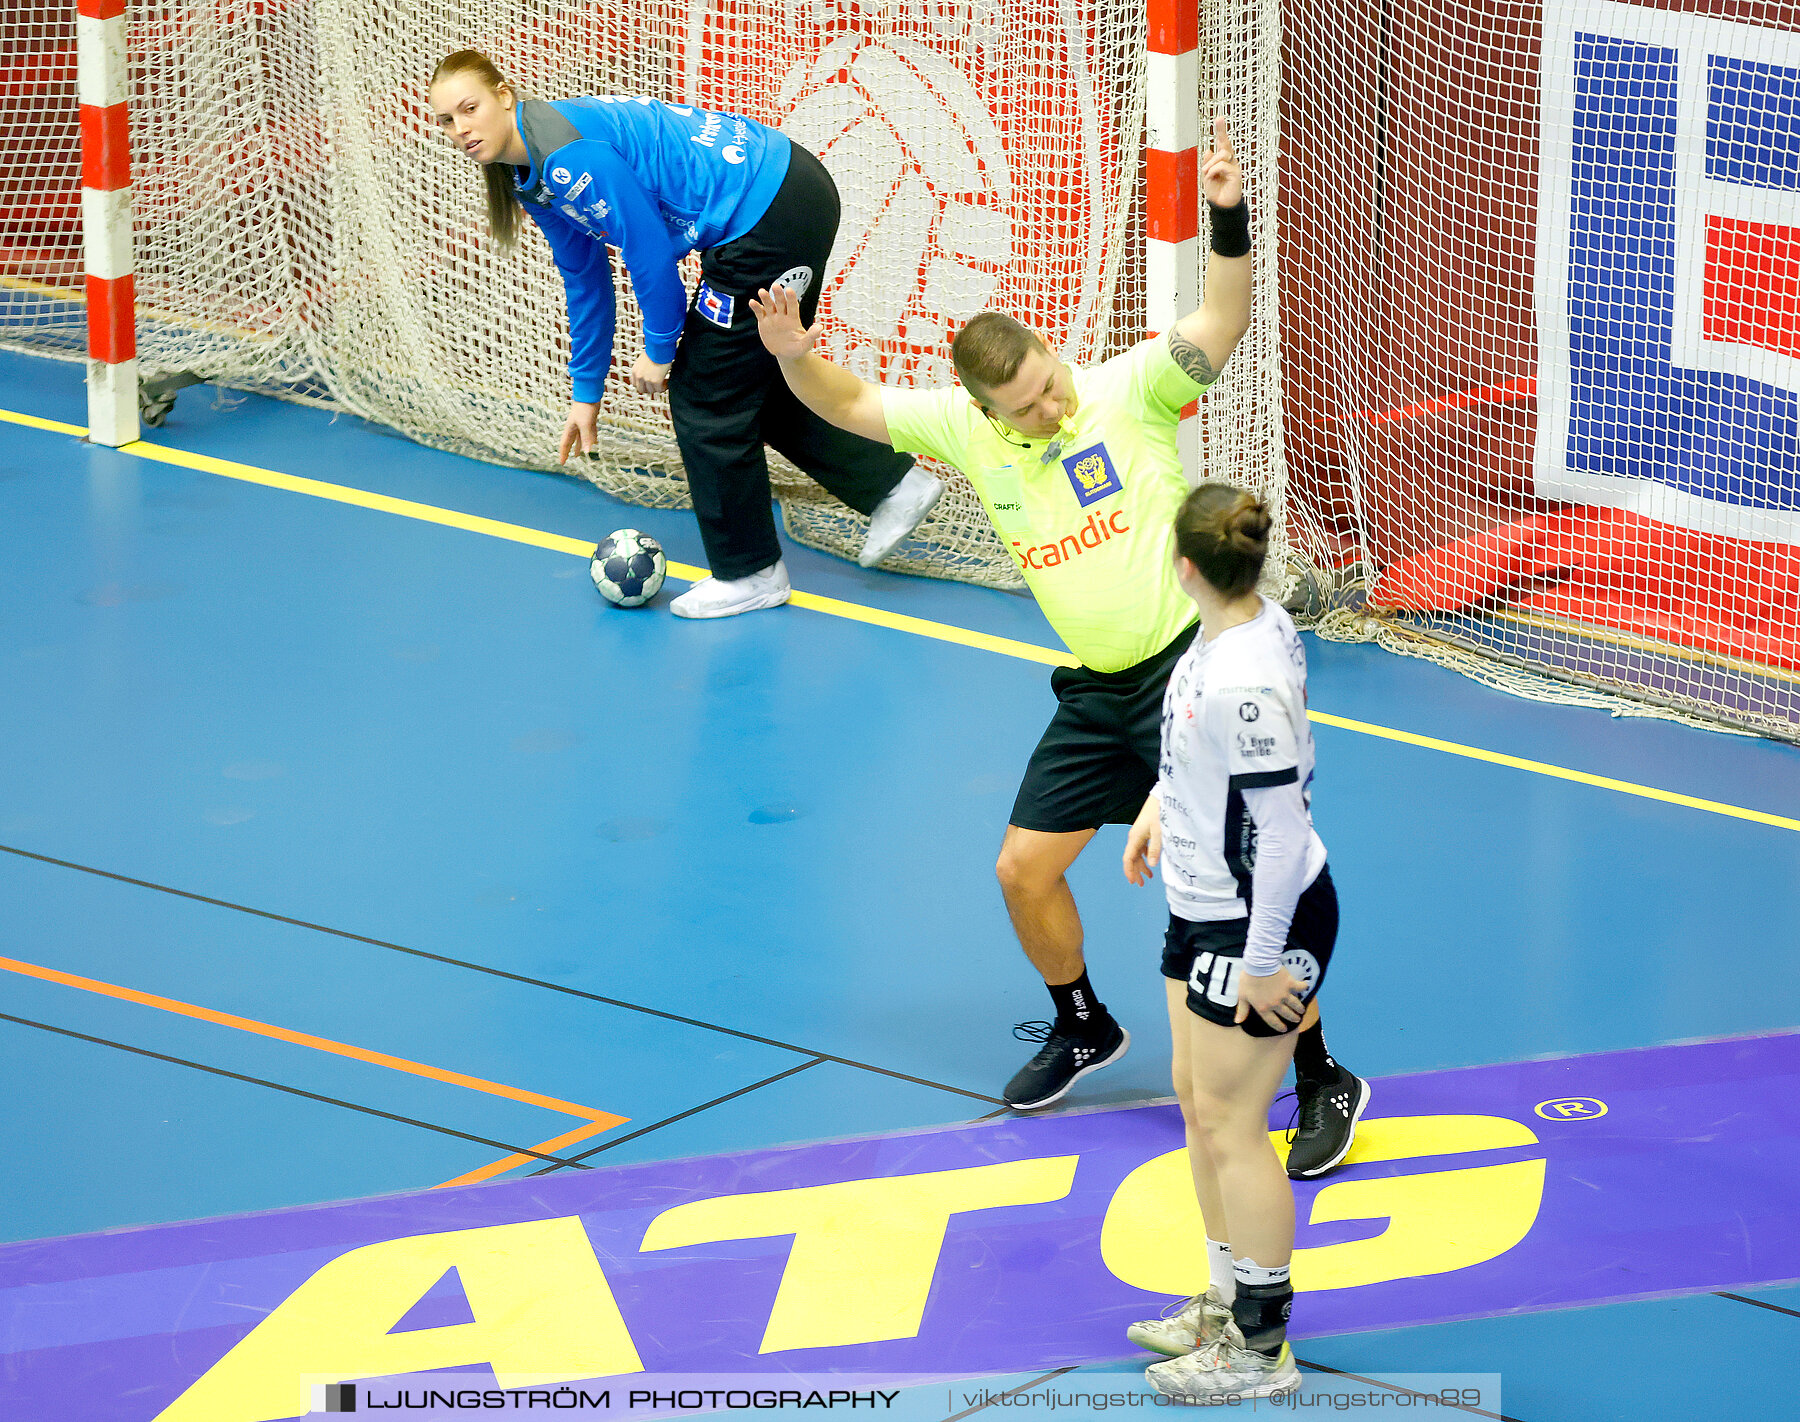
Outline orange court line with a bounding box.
[434,1117,620,1189]
[0,954,627,1129]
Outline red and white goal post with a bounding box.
[76,0,135,446]
[3,0,1794,738]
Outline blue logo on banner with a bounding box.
[1061,444,1121,506]
[696,283,735,329]
[1542,6,1800,534]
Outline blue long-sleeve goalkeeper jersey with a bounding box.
[510,97,792,403]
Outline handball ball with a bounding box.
[590,529,666,608]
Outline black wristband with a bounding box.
[1208,199,1251,258]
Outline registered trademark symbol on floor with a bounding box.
[1534,1097,1608,1120]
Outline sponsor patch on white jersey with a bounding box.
[1156,601,1326,918]
[1235,730,1278,759]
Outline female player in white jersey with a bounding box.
[1121,483,1352,1403]
[427,51,941,617]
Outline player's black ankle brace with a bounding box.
[1293,1021,1338,1083]
[1208,199,1251,258]
[1231,1280,1293,1357]
[1047,970,1106,1036]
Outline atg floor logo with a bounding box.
[7,1036,1797,1422]
[1537,1,1800,546]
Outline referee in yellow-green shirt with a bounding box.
[750,119,1364,1176]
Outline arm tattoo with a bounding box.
[1168,328,1218,385]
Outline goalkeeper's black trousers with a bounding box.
[669,143,915,583]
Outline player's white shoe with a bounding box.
[859,466,944,568]
[1126,1287,1234,1357]
[1144,1327,1301,1404]
[670,560,792,619]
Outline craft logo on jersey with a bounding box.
[1062,444,1121,507]
[1536,2,1800,542]
[696,282,735,328]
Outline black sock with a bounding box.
[1293,1020,1339,1084]
[1231,1280,1293,1358]
[1047,970,1106,1037]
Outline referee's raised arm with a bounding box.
[1169,115,1253,387]
[750,283,893,447]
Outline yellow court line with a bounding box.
[0,276,274,341]
[0,953,628,1128]
[1,409,86,438]
[0,409,699,573]
[5,404,1793,831]
[0,275,83,302]
[127,430,1071,666]
[789,588,1077,668]
[1308,711,1800,832]
[1484,604,1800,688]
[128,437,689,570]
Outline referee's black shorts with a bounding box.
[1009,621,1199,834]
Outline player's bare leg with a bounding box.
[1126,979,1237,1358]
[1145,996,1302,1403]
[994,825,1128,1109]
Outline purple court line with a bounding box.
[1,1031,1796,1421]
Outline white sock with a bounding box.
[1232,1257,1292,1290]
[1207,1238,1236,1304]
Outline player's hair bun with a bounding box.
[1174,483,1270,598]
[1221,492,1271,556]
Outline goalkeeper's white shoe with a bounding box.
[1144,1328,1301,1404]
[670,560,791,619]
[1126,1287,1234,1357]
[859,466,943,567]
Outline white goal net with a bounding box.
[1218,0,1800,739]
[3,0,1796,737]
[4,0,1150,592]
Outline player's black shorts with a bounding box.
[1009,622,1200,834]
[1160,866,1339,1037]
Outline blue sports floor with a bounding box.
[1,346,1798,1420]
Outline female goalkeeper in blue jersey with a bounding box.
[428,50,941,618]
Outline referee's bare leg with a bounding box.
[994,825,1128,1110]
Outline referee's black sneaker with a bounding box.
[1285,1067,1370,1179]
[1004,1017,1130,1110]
